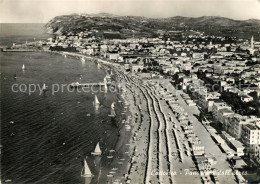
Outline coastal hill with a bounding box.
[45,13,260,40]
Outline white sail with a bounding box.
[22,64,25,70]
[94,142,102,154]
[104,83,108,92]
[111,102,115,109]
[82,159,92,177]
[43,83,46,90]
[110,108,116,117]
[94,95,100,104]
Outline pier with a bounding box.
[70,82,107,87]
[1,49,40,52]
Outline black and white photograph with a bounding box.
[0,0,260,183]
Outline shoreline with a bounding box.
[45,50,136,183]
[2,49,249,183]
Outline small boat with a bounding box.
[81,57,85,62]
[91,142,102,156]
[107,174,113,177]
[109,171,116,174]
[108,109,116,117]
[93,95,100,105]
[81,158,93,177]
[10,121,14,124]
[125,125,131,131]
[107,155,113,159]
[112,168,118,171]
[22,64,25,70]
[104,77,107,83]
[104,83,108,93]
[86,114,91,117]
[43,83,47,91]
[111,102,115,109]
[10,133,15,137]
[109,150,115,153]
[70,82,80,87]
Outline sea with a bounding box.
[0,24,124,184]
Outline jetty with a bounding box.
[70,82,106,87]
[3,49,39,52]
[70,75,111,88]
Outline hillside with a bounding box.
[45,13,260,40]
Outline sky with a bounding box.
[0,0,260,23]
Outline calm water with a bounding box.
[0,24,123,184]
[0,23,49,47]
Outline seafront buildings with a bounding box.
[4,29,260,183]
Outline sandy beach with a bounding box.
[105,68,239,184]
[43,51,239,184]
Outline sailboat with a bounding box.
[108,102,116,117]
[93,95,100,105]
[22,64,25,70]
[104,83,108,93]
[91,142,102,156]
[81,158,93,177]
[111,102,115,109]
[108,108,116,117]
[97,63,101,69]
[43,83,47,91]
